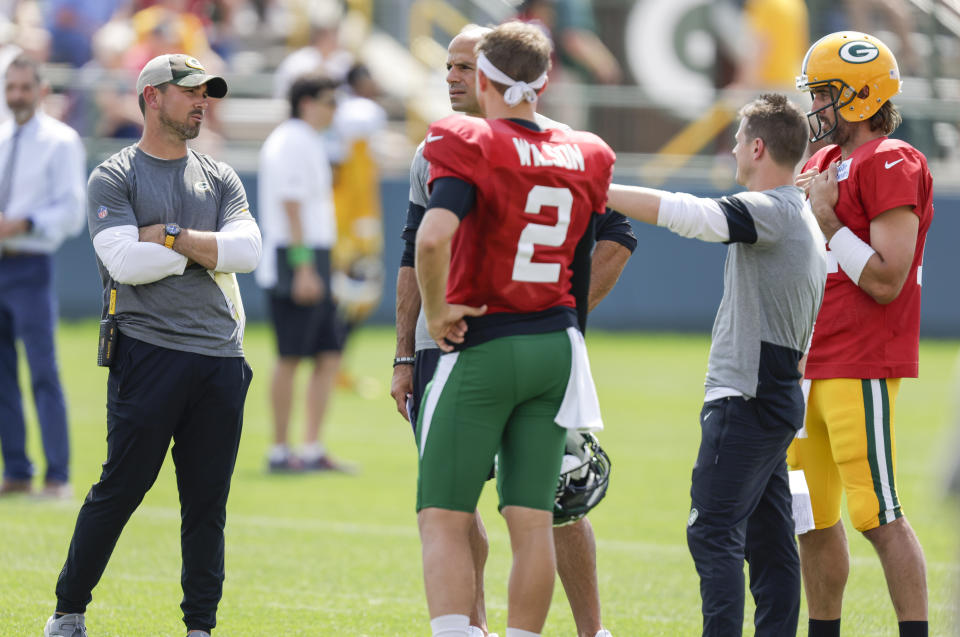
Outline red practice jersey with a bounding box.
[423,116,615,316]
[804,137,934,379]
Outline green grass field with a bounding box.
[1,322,958,636]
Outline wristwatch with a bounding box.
[163,223,181,249]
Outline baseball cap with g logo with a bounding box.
[136,54,228,98]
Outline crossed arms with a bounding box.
[93,218,262,285]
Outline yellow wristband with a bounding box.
[164,234,176,249]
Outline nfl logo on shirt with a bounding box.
[97,206,108,219]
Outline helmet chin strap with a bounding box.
[807,100,839,143]
[805,81,855,143]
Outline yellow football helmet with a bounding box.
[796,31,901,141]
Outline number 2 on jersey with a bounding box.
[512,185,572,282]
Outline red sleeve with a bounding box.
[594,144,615,214]
[857,146,925,220]
[422,116,486,190]
[573,130,615,214]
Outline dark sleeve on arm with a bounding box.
[569,215,596,334]
[715,195,757,244]
[400,238,416,268]
[594,208,638,252]
[401,202,426,244]
[426,177,476,220]
[399,201,425,267]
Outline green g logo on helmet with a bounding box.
[796,31,901,141]
[838,41,880,64]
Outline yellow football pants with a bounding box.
[787,378,902,532]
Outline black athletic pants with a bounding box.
[686,396,801,637]
[54,332,252,633]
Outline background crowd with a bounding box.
[0,0,952,172]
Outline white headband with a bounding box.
[476,52,547,107]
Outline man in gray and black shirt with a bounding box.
[45,54,261,637]
[608,93,826,637]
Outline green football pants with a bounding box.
[416,330,571,513]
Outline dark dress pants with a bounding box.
[686,396,801,637]
[54,333,252,633]
[0,254,70,482]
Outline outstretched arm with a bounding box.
[606,184,663,226]
[608,184,731,242]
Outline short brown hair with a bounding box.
[138,82,168,115]
[475,21,552,94]
[869,100,901,135]
[738,93,808,169]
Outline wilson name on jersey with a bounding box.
[423,115,615,317]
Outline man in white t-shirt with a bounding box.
[257,73,351,473]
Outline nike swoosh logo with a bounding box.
[426,133,444,142]
[703,411,713,423]
[885,158,904,169]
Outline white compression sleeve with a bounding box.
[657,191,730,242]
[214,218,262,273]
[93,225,187,285]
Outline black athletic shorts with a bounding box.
[267,294,348,357]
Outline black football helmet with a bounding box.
[553,431,611,526]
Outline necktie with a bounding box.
[0,126,22,212]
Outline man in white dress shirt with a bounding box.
[0,54,86,498]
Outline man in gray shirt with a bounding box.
[44,54,261,637]
[607,93,826,637]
